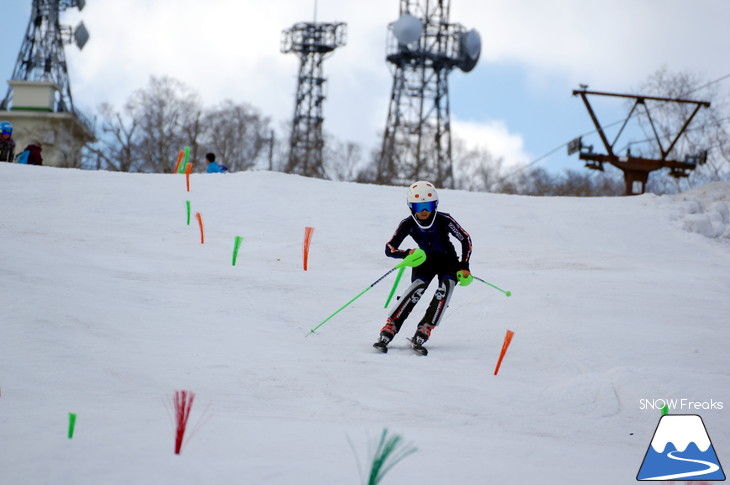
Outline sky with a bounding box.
[2,0,730,175]
[1,163,729,484]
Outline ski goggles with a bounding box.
[410,201,437,213]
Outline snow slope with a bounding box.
[1,164,728,485]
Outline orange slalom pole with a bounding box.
[185,162,193,192]
[303,226,314,271]
[493,329,515,375]
[174,150,184,173]
[195,212,205,244]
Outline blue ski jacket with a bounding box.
[207,161,228,173]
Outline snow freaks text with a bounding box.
[639,398,724,411]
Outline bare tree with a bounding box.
[634,67,730,193]
[86,102,141,172]
[181,104,204,171]
[200,100,271,172]
[494,167,623,196]
[84,77,290,175]
[127,76,202,173]
[355,135,387,184]
[451,137,505,192]
[323,135,363,181]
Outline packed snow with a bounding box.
[0,164,728,485]
[670,181,730,240]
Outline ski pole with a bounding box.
[307,250,427,336]
[384,266,405,308]
[473,276,512,297]
[306,267,399,336]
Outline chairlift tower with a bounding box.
[1,0,89,114]
[377,0,481,188]
[281,20,346,178]
[569,89,710,195]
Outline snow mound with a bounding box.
[670,181,730,240]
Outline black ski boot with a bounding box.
[373,333,392,353]
[374,320,397,353]
[410,332,428,356]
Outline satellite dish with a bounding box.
[392,13,423,45]
[74,21,89,50]
[458,29,481,72]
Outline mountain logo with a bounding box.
[637,414,725,481]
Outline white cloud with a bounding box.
[451,118,531,170]
[456,0,730,90]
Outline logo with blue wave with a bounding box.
[637,414,725,481]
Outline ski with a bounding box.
[407,338,428,356]
[372,339,428,356]
[372,341,388,353]
[411,344,428,356]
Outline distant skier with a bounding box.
[205,152,228,173]
[374,180,473,355]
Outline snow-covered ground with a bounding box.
[0,164,728,485]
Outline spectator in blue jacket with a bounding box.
[205,153,228,173]
[23,140,44,165]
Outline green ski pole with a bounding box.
[473,276,512,297]
[384,266,405,308]
[307,250,427,336]
[385,249,425,307]
[306,267,399,336]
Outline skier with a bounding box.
[374,180,473,355]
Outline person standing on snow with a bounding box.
[22,140,43,165]
[374,180,473,355]
[0,121,15,163]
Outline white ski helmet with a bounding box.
[407,181,439,228]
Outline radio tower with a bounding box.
[377,0,481,188]
[0,0,92,168]
[1,0,89,114]
[281,8,346,178]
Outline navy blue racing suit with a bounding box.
[380,211,472,343]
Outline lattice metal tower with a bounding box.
[377,0,481,188]
[1,0,89,114]
[281,20,346,178]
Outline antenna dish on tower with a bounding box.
[392,13,423,45]
[458,29,481,72]
[74,21,90,50]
